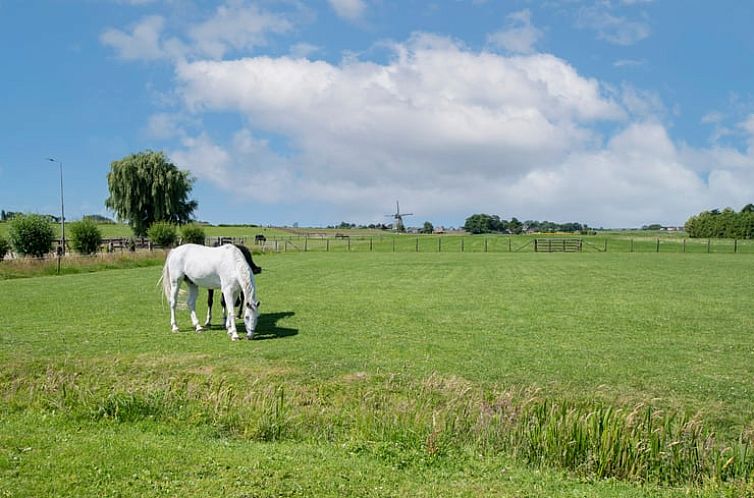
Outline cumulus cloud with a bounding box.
[487,9,543,54]
[161,32,754,226]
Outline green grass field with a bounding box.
[2,252,754,496]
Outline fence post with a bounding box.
[348,238,351,252]
[484,238,488,253]
[392,239,395,252]
[416,238,419,252]
[656,239,660,253]
[509,238,512,252]
[305,237,308,252]
[370,238,373,252]
[326,239,329,252]
[707,239,711,254]
[461,238,464,252]
[630,239,633,252]
[734,239,738,254]
[603,239,607,252]
[438,237,441,252]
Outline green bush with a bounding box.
[0,235,10,261]
[180,223,206,245]
[8,214,56,258]
[147,221,178,248]
[69,219,103,255]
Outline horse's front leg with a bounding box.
[221,287,239,340]
[235,291,244,319]
[204,289,214,327]
[169,279,181,332]
[187,283,203,332]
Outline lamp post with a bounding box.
[46,158,65,256]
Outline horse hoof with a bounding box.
[230,335,240,341]
[195,325,204,332]
[247,334,255,340]
[171,327,179,333]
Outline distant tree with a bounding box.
[420,221,434,234]
[180,223,206,245]
[69,219,103,255]
[741,203,754,213]
[1,210,5,222]
[8,214,55,258]
[147,221,178,248]
[508,217,523,235]
[464,214,506,234]
[105,150,197,237]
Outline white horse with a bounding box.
[161,244,260,340]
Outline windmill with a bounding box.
[386,201,413,232]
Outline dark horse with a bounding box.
[204,244,262,327]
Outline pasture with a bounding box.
[2,251,754,496]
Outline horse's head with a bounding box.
[243,299,260,338]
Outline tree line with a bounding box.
[462,213,589,235]
[684,204,754,239]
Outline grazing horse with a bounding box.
[161,244,260,340]
[205,244,262,327]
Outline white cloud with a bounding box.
[487,9,543,54]
[165,33,754,226]
[328,0,367,22]
[102,3,295,62]
[101,15,170,60]
[577,4,650,45]
[188,2,293,59]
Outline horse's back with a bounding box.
[168,244,239,288]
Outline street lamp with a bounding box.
[46,158,65,256]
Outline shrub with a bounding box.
[147,221,178,248]
[0,235,10,261]
[8,214,56,258]
[69,219,103,255]
[180,223,206,245]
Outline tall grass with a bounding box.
[9,365,754,487]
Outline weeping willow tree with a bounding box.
[105,150,198,237]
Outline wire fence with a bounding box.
[6,235,754,263]
[206,235,754,255]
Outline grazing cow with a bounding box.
[205,244,262,327]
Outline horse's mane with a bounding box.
[229,245,255,301]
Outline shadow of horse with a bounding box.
[253,311,298,340]
[205,311,298,339]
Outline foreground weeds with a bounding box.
[4,365,754,491]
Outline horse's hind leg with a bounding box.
[187,283,203,332]
[204,289,214,327]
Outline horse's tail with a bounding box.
[160,255,172,302]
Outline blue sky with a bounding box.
[2,1,754,228]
